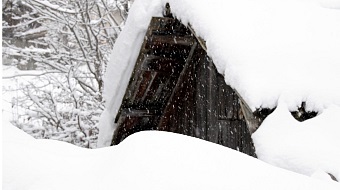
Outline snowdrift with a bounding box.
[3,124,340,190]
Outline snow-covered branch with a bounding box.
[2,0,131,148]
[2,70,62,79]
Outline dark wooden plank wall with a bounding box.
[112,16,256,157]
[161,48,256,157]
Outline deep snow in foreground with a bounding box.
[3,123,340,190]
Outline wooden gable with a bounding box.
[112,16,257,157]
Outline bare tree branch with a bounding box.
[2,71,62,79]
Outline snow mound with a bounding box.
[253,102,340,181]
[319,0,340,9]
[3,123,340,190]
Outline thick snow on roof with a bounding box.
[171,0,340,111]
[3,123,340,190]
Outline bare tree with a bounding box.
[2,0,131,148]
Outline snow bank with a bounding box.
[99,0,340,146]
[253,101,340,181]
[3,123,340,190]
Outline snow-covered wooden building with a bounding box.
[98,0,340,182]
[111,7,264,156]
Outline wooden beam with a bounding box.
[188,23,207,52]
[147,35,195,47]
[134,71,154,101]
[141,72,158,102]
[141,54,184,73]
[120,108,162,117]
[115,102,164,123]
[234,90,260,134]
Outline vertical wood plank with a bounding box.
[195,53,207,140]
[190,61,197,138]
[219,120,230,147]
[206,57,219,143]
[226,86,234,119]
[217,75,226,120]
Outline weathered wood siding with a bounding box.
[112,17,256,157]
[158,48,256,156]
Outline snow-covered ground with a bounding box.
[3,122,340,190]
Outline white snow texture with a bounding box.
[3,123,340,190]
